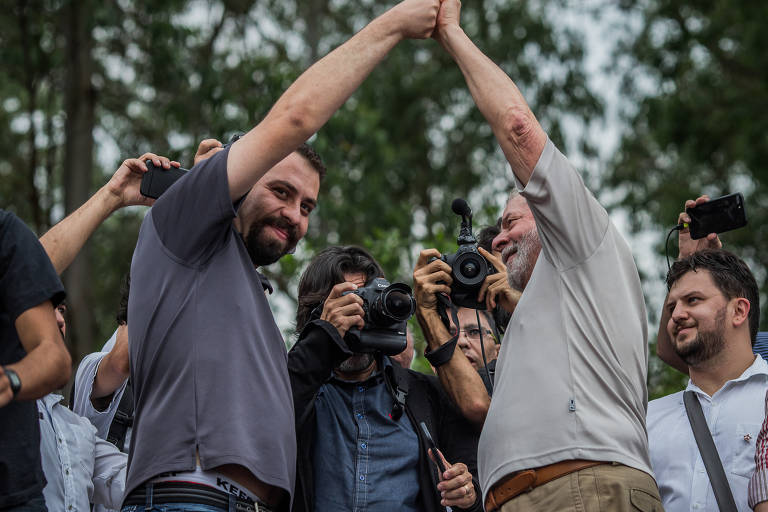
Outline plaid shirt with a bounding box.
[750,389,768,508]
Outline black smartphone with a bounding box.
[686,192,747,240]
[140,161,188,199]
[419,421,446,474]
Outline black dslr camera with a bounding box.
[342,277,416,355]
[432,198,496,310]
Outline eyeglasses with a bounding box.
[450,327,494,340]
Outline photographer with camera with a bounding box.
[429,1,661,510]
[288,246,482,512]
[412,204,513,429]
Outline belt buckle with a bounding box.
[236,501,258,512]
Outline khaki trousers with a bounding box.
[499,463,664,512]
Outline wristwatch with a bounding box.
[2,367,21,398]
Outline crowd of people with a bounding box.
[2,0,768,511]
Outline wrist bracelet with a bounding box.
[424,333,459,367]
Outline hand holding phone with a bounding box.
[420,421,446,474]
[685,192,747,240]
[140,160,188,199]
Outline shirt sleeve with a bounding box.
[0,211,65,320]
[749,389,768,508]
[516,139,610,270]
[148,147,238,265]
[72,330,128,440]
[90,436,128,509]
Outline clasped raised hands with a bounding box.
[387,0,441,40]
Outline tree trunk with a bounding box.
[63,0,95,362]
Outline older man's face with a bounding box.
[492,195,541,291]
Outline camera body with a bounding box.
[432,198,496,310]
[342,277,416,355]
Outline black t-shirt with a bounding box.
[0,209,65,507]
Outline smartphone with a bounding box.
[686,192,747,240]
[140,161,188,199]
[419,421,446,474]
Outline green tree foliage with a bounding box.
[1,1,601,368]
[606,1,768,397]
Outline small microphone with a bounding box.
[451,198,472,218]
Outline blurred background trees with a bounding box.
[2,0,763,398]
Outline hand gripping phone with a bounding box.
[686,192,747,240]
[420,421,446,474]
[139,161,188,199]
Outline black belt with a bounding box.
[123,481,274,512]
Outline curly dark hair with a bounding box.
[115,272,130,326]
[295,143,326,181]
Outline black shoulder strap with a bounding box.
[106,379,134,452]
[683,390,738,512]
[385,363,409,421]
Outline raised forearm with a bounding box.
[439,24,547,185]
[91,325,130,400]
[228,1,437,198]
[40,186,121,274]
[417,308,490,428]
[656,302,688,374]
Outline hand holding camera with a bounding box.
[429,198,497,310]
[413,249,453,313]
[321,282,366,339]
[336,278,416,355]
[477,247,521,313]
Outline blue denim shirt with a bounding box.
[312,359,421,512]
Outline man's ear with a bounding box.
[731,297,751,329]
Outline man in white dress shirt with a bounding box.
[649,248,768,511]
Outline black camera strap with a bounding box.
[476,309,494,395]
[425,294,460,368]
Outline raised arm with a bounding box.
[39,153,177,274]
[433,0,547,186]
[226,0,440,200]
[657,195,722,373]
[413,249,490,428]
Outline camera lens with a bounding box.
[384,289,414,321]
[460,260,480,278]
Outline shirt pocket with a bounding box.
[730,422,760,479]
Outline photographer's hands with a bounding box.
[477,247,520,313]
[321,282,365,338]
[430,448,477,509]
[677,195,722,259]
[413,249,453,314]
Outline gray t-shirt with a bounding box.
[125,148,296,501]
[478,140,652,500]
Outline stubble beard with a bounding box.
[503,228,541,291]
[673,307,727,366]
[336,353,375,374]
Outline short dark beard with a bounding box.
[336,353,375,374]
[674,308,727,366]
[244,216,299,267]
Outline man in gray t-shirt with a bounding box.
[123,3,443,510]
[429,2,661,511]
